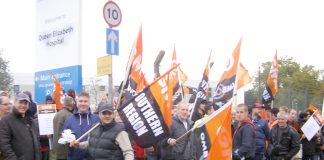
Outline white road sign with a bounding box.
[103,1,122,28]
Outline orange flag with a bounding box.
[208,105,232,160]
[150,64,180,127]
[262,51,278,108]
[52,73,64,110]
[308,104,319,112]
[237,63,252,89]
[123,27,148,100]
[170,47,188,104]
[213,38,242,108]
[194,100,233,160]
[196,39,242,159]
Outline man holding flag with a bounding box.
[160,102,195,160]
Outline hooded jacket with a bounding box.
[0,107,40,160]
[61,108,100,160]
[233,118,256,159]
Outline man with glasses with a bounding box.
[0,96,12,120]
[0,93,40,160]
[70,103,134,159]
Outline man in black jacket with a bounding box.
[70,103,134,160]
[268,112,300,160]
[232,103,256,160]
[0,92,40,160]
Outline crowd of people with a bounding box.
[0,90,324,160]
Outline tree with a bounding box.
[0,49,13,92]
[245,56,324,111]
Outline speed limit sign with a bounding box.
[103,1,122,28]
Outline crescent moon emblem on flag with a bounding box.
[224,56,234,71]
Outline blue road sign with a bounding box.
[34,65,82,103]
[106,28,119,55]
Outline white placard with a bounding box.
[301,111,323,141]
[37,104,57,135]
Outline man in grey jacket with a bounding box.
[161,102,195,160]
[53,96,74,160]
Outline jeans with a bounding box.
[146,154,158,160]
[253,153,265,160]
[302,154,320,160]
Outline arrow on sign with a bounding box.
[108,31,118,54]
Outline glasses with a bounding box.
[0,103,10,106]
[101,111,113,116]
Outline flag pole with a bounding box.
[115,40,137,109]
[271,101,274,109]
[322,98,324,118]
[76,123,100,141]
[232,38,242,108]
[189,51,212,119]
[178,99,232,142]
[175,130,192,141]
[189,92,199,120]
[176,66,185,102]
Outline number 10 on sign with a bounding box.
[103,1,122,28]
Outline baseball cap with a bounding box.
[253,103,264,108]
[98,103,114,113]
[16,93,30,102]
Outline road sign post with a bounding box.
[103,0,122,105]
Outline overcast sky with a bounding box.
[1,0,324,83]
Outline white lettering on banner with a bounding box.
[197,91,207,100]
[269,62,278,91]
[214,82,235,100]
[132,54,143,73]
[157,76,168,101]
[136,93,164,136]
[200,132,208,158]
[263,89,271,101]
[125,83,138,97]
[123,103,148,136]
[200,80,208,91]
